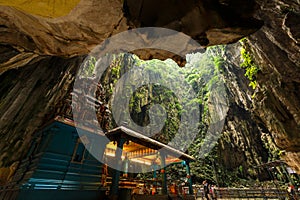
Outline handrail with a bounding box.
[193,188,298,199]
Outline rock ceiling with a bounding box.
[0,0,262,74]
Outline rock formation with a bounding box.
[0,0,299,181]
[247,0,300,173]
[0,0,262,74]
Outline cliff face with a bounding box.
[216,44,270,180]
[192,44,278,185]
[246,0,300,173]
[89,50,276,185]
[0,56,81,167]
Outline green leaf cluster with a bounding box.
[82,56,96,77]
[240,44,259,89]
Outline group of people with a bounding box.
[131,180,218,199]
[131,184,155,195]
[203,180,217,200]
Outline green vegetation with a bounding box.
[84,44,282,187]
[82,56,96,77]
[88,48,229,184]
[240,39,260,89]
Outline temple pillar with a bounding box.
[153,162,157,180]
[123,154,129,178]
[160,152,167,195]
[184,161,193,195]
[110,137,126,199]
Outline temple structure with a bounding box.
[106,126,195,199]
[0,116,195,200]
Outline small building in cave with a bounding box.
[0,116,108,200]
[105,125,195,199]
[0,116,195,200]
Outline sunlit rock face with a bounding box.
[199,43,280,183]
[217,44,271,179]
[246,0,300,173]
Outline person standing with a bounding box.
[287,183,296,200]
[151,185,157,195]
[210,184,217,200]
[203,180,210,200]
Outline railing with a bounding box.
[194,188,299,199]
[103,177,163,189]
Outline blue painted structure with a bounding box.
[0,119,107,200]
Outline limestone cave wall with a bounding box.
[247,0,300,173]
[0,56,81,167]
[0,0,299,183]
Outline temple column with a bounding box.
[184,161,193,195]
[153,162,157,180]
[160,152,167,195]
[123,154,129,178]
[110,137,126,199]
